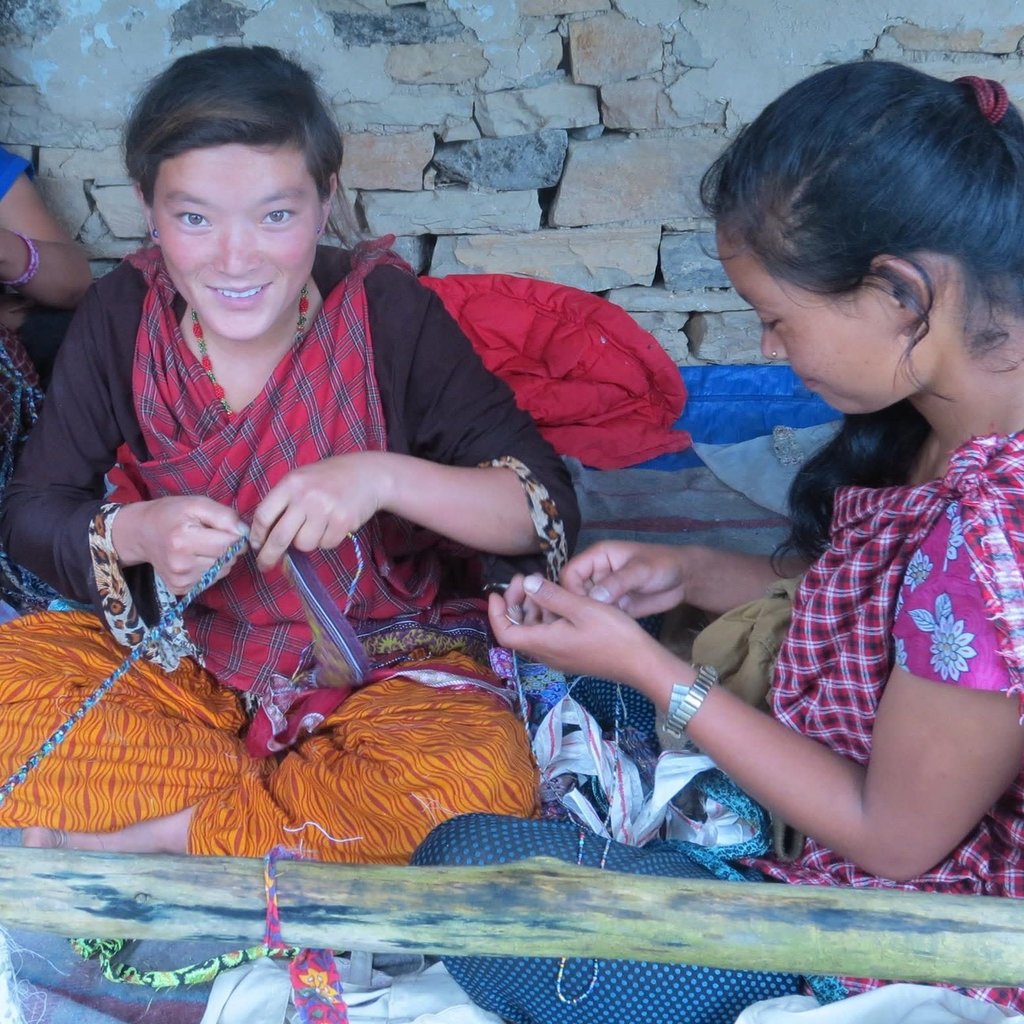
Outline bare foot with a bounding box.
[22,806,195,854]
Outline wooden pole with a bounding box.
[3,847,1022,986]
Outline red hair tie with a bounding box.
[956,75,1010,125]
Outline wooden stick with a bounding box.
[4,847,1022,986]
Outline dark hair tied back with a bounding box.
[700,61,1024,559]
[956,76,1010,124]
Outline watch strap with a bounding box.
[663,663,719,738]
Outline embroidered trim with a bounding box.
[486,455,568,579]
[265,846,350,1023]
[88,503,196,670]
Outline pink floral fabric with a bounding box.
[892,502,1009,691]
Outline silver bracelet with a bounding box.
[663,663,719,738]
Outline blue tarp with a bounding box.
[641,364,839,470]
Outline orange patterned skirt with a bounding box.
[0,610,538,863]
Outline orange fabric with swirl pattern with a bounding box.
[0,610,538,863]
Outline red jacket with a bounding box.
[421,274,689,470]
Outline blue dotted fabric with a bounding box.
[413,814,802,1024]
[559,614,663,737]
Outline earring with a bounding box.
[150,226,159,239]
[768,351,777,361]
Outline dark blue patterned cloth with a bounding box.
[413,814,802,1024]
[0,331,59,613]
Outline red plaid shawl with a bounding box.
[753,432,1024,1008]
[122,247,477,748]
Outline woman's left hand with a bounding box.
[249,452,389,570]
[488,574,655,685]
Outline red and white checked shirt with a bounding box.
[749,433,1024,1007]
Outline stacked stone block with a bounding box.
[2,0,1023,366]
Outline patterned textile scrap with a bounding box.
[265,847,349,1024]
[89,502,195,671]
[0,325,56,613]
[489,621,762,855]
[489,627,663,833]
[486,455,567,580]
[71,936,292,989]
[0,326,40,487]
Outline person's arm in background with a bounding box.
[0,156,92,309]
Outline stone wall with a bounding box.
[3,0,1024,366]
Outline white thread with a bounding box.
[410,793,460,826]
[0,927,27,1024]
[509,649,531,727]
[0,926,57,1024]
[282,821,363,845]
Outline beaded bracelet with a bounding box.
[0,231,40,287]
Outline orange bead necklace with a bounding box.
[191,284,310,415]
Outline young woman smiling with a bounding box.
[0,45,579,863]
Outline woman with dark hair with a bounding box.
[0,45,579,863]
[414,61,1024,1022]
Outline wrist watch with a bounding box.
[663,663,719,738]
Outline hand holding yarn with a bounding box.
[488,573,655,687]
[112,494,247,595]
[249,451,389,571]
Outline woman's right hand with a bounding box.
[559,540,692,617]
[111,496,247,595]
[489,574,662,685]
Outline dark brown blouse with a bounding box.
[0,247,579,613]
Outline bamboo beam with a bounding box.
[2,847,1021,987]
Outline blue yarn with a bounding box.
[0,535,248,807]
